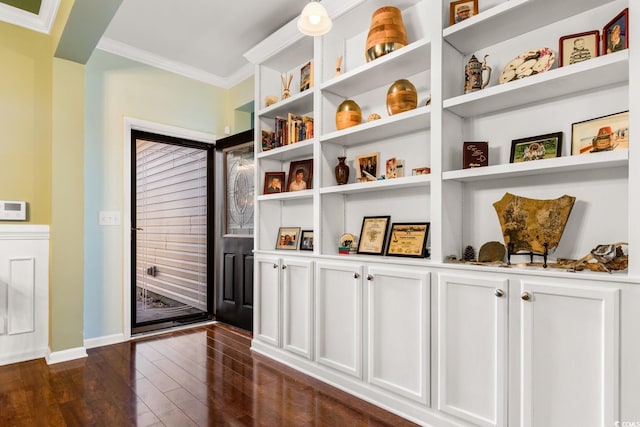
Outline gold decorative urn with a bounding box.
[365,6,408,62]
[336,99,362,130]
[386,79,417,115]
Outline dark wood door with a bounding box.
[214,130,254,332]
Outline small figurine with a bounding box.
[281,73,293,100]
[335,55,343,76]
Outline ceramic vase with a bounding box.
[335,156,349,185]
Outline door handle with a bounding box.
[521,292,531,301]
[495,289,504,298]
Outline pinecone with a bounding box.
[463,245,475,262]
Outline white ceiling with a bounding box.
[99,0,304,88]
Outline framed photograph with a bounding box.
[286,159,313,191]
[412,167,431,176]
[510,132,563,163]
[385,223,430,258]
[300,60,313,92]
[385,158,404,179]
[357,216,390,255]
[300,230,314,251]
[603,8,628,54]
[449,0,478,26]
[276,227,301,250]
[571,111,629,155]
[559,31,600,66]
[355,152,380,182]
[264,172,285,194]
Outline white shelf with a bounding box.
[258,89,314,118]
[257,138,315,161]
[321,38,431,98]
[443,51,629,117]
[443,150,628,182]
[443,0,616,54]
[320,106,431,147]
[320,174,431,195]
[257,189,314,202]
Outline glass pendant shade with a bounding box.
[297,1,332,36]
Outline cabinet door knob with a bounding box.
[521,292,531,301]
[272,263,278,269]
[367,274,374,281]
[282,265,287,270]
[495,289,504,298]
[353,272,360,279]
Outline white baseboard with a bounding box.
[84,333,127,349]
[0,347,48,366]
[46,346,88,365]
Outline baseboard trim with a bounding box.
[46,346,88,365]
[0,347,48,366]
[84,333,127,349]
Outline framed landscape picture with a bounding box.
[510,132,563,163]
[385,223,430,258]
[571,111,629,155]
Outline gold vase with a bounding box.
[336,100,362,130]
[365,7,408,62]
[386,79,417,115]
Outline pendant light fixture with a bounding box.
[297,1,332,36]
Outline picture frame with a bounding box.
[264,172,285,194]
[510,132,563,163]
[412,167,431,176]
[300,60,313,92]
[449,0,478,26]
[286,159,313,191]
[571,111,629,155]
[603,8,628,54]
[357,216,390,255]
[385,157,404,179]
[385,222,430,258]
[559,30,600,67]
[275,227,301,250]
[300,230,314,251]
[355,152,380,182]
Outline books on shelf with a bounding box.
[268,114,314,150]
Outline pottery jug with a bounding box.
[335,156,349,185]
[464,54,492,93]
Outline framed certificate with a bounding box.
[356,216,390,255]
[385,222,430,258]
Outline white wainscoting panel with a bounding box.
[0,225,50,366]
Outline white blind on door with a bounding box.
[135,139,207,311]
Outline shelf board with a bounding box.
[320,106,431,147]
[443,0,616,54]
[320,174,431,195]
[257,138,315,161]
[258,89,314,118]
[257,189,314,202]
[443,51,629,117]
[321,38,431,98]
[443,149,628,182]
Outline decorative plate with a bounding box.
[499,48,555,84]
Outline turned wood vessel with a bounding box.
[365,6,408,62]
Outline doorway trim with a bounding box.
[122,117,216,339]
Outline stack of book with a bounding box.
[338,246,356,255]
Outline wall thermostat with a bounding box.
[0,200,27,220]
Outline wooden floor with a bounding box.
[0,323,418,426]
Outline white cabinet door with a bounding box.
[315,260,363,378]
[254,255,281,346]
[437,274,508,427]
[282,258,314,359]
[367,266,430,404]
[519,281,620,427]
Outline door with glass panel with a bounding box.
[131,130,213,333]
[214,130,254,331]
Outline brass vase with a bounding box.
[335,156,349,185]
[386,79,417,115]
[336,100,362,130]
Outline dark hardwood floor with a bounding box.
[0,323,418,426]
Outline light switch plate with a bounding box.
[99,211,121,226]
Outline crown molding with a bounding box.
[0,0,60,34]
[97,37,254,89]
